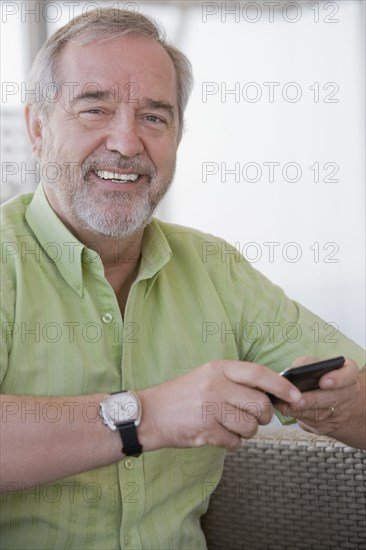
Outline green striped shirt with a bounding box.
[1,185,364,549]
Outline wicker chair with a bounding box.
[201,427,366,550]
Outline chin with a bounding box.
[81,209,152,239]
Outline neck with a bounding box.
[67,222,144,316]
[74,224,144,269]
[77,227,143,317]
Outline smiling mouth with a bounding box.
[95,170,140,183]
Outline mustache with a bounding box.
[81,154,157,178]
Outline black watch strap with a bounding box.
[117,421,142,457]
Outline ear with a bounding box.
[25,104,44,159]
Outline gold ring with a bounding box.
[324,405,336,420]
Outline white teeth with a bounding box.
[96,170,139,182]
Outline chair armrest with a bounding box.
[201,426,366,550]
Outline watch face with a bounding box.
[105,392,141,426]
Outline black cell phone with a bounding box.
[268,356,345,404]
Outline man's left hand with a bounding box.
[275,356,366,449]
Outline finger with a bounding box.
[225,396,273,426]
[281,395,336,430]
[283,386,337,409]
[296,404,340,435]
[297,420,317,434]
[217,408,260,440]
[322,402,338,421]
[203,387,273,431]
[275,399,305,419]
[205,423,244,452]
[319,359,359,389]
[221,361,302,404]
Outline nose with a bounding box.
[105,111,144,157]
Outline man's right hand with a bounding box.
[1,360,302,489]
[137,360,303,452]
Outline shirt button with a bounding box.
[124,458,135,470]
[124,535,131,545]
[102,313,113,323]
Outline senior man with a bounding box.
[1,8,365,550]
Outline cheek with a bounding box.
[148,140,177,172]
[55,135,98,164]
[49,118,105,162]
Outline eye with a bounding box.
[143,114,166,124]
[84,109,103,114]
[77,109,114,125]
[79,108,110,119]
[80,109,103,115]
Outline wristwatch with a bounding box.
[100,390,142,457]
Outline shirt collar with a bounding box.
[138,219,172,296]
[26,184,85,296]
[25,185,172,297]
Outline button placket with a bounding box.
[118,454,144,549]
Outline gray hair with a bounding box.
[28,8,193,136]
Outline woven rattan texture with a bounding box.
[201,427,366,550]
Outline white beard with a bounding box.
[41,136,175,239]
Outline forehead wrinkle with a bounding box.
[58,38,178,114]
[141,97,175,114]
[69,89,115,106]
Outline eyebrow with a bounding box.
[141,97,175,119]
[69,90,114,106]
